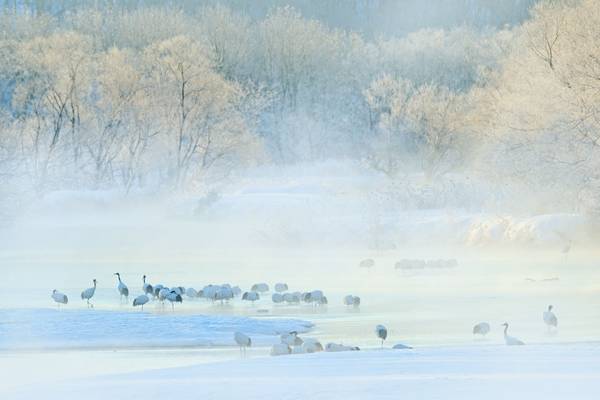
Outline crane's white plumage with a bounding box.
[142,275,153,297]
[214,286,234,303]
[51,290,68,306]
[301,338,323,353]
[343,295,354,306]
[502,323,525,345]
[133,294,149,310]
[473,322,491,336]
[158,287,170,303]
[166,290,182,310]
[242,291,260,303]
[303,290,327,306]
[171,286,185,296]
[270,343,291,356]
[81,279,97,308]
[281,331,303,346]
[344,295,361,307]
[325,343,360,352]
[272,293,284,303]
[274,283,288,293]
[153,284,164,299]
[114,273,129,301]
[251,283,269,293]
[201,285,218,300]
[283,292,301,304]
[234,332,251,356]
[543,305,558,330]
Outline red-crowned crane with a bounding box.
[114,273,129,303]
[81,279,97,308]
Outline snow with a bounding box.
[0,308,313,350]
[466,214,585,246]
[4,343,600,399]
[6,160,591,252]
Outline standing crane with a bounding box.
[81,279,97,308]
[51,290,68,307]
[114,273,129,303]
[234,332,251,357]
[375,324,388,348]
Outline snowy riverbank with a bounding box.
[5,343,600,399]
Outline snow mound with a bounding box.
[466,214,586,246]
[0,309,313,350]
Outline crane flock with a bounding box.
[49,264,559,357]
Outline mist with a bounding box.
[1,1,600,399]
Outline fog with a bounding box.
[1,1,600,399]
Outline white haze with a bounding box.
[1,1,600,399]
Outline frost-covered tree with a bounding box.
[144,36,259,187]
[12,32,92,189]
[365,75,468,178]
[471,0,600,215]
[405,84,468,177]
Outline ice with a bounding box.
[0,308,313,350]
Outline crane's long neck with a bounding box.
[504,325,508,336]
[143,276,146,284]
[117,275,121,283]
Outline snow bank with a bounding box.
[466,214,586,246]
[5,160,594,249]
[7,343,600,400]
[0,309,313,350]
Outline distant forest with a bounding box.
[2,0,537,35]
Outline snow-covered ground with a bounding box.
[2,161,592,254]
[5,343,600,399]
